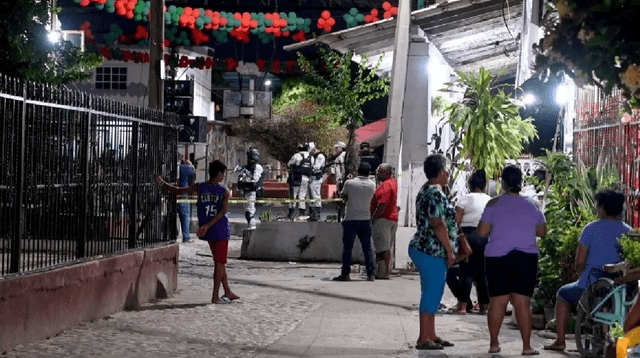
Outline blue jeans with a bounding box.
[177,203,191,242]
[341,220,375,277]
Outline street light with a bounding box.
[48,30,61,43]
[555,84,570,105]
[264,79,272,91]
[523,93,536,106]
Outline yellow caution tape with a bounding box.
[176,197,344,204]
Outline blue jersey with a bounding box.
[196,183,230,241]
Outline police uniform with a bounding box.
[238,148,263,229]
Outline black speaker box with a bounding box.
[178,116,207,143]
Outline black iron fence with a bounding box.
[0,75,179,276]
[573,86,640,227]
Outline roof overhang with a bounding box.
[284,0,523,79]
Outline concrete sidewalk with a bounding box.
[3,238,581,358]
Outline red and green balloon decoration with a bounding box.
[343,8,365,28]
[317,11,336,32]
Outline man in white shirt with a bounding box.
[333,162,376,282]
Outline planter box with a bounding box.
[240,221,370,263]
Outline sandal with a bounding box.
[416,341,444,350]
[435,337,454,347]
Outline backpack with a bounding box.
[299,153,313,177]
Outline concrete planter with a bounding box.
[240,221,370,263]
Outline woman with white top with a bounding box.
[454,170,492,314]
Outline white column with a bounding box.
[383,0,411,189]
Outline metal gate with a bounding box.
[0,75,179,276]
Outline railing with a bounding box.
[0,75,179,276]
[573,86,640,227]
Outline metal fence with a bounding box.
[0,75,179,276]
[573,85,640,227]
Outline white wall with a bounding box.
[70,46,214,120]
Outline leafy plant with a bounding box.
[296,48,390,175]
[534,0,640,112]
[296,48,390,127]
[259,208,272,222]
[621,235,640,268]
[534,150,619,306]
[0,0,103,85]
[232,100,347,164]
[440,68,538,180]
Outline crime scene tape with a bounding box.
[176,197,344,204]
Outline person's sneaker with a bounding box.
[332,275,350,281]
[367,275,375,281]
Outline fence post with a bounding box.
[77,94,91,259]
[129,121,140,249]
[11,81,27,273]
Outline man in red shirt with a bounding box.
[370,163,399,279]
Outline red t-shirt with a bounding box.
[370,178,398,221]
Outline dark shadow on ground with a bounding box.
[182,271,416,311]
[134,302,211,311]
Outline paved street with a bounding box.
[3,237,581,358]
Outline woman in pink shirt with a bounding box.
[478,165,547,355]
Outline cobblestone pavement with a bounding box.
[3,237,582,358]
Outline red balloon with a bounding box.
[321,10,331,19]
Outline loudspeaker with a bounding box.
[164,80,194,97]
[178,116,207,143]
[165,97,193,115]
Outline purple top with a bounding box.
[197,183,230,241]
[480,195,546,257]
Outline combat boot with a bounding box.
[307,207,318,222]
[287,208,295,221]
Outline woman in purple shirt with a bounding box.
[478,165,546,355]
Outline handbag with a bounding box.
[455,233,473,262]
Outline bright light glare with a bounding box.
[48,31,61,43]
[523,93,536,105]
[264,80,272,86]
[555,84,570,105]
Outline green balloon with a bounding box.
[296,18,304,26]
[355,14,364,22]
[265,19,272,26]
[350,8,358,16]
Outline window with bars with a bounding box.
[95,67,128,90]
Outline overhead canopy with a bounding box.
[284,0,523,79]
[355,118,387,148]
